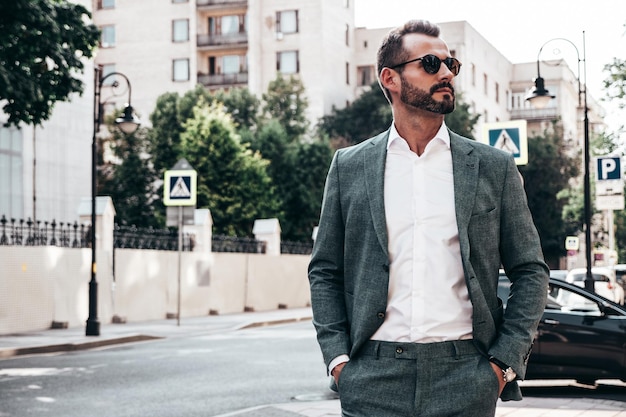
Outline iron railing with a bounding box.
[211,234,266,253]
[1,215,312,254]
[0,215,87,248]
[113,224,193,251]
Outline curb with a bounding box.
[0,334,162,359]
[0,314,313,359]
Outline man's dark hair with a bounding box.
[376,20,441,102]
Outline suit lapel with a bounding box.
[364,131,390,257]
[450,132,478,235]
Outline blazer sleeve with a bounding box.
[308,151,351,369]
[489,155,549,377]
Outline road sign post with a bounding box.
[164,158,198,326]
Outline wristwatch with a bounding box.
[489,356,517,383]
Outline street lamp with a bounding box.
[87,66,140,336]
[526,32,594,293]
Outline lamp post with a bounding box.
[87,66,140,336]
[526,32,594,293]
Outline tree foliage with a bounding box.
[519,123,580,266]
[98,124,159,227]
[318,83,479,146]
[603,56,626,109]
[0,0,99,127]
[262,74,309,138]
[181,101,280,236]
[444,92,481,139]
[317,82,392,146]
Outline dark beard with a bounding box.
[399,75,455,114]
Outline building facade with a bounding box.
[0,0,604,226]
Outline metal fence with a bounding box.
[0,215,312,254]
[0,215,88,248]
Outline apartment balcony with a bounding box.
[197,32,248,49]
[196,0,247,11]
[198,72,248,88]
[510,107,559,122]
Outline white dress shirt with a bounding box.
[329,123,473,374]
[371,122,473,342]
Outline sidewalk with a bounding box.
[1,309,625,417]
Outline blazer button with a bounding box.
[396,347,403,354]
[382,264,389,272]
[377,312,385,319]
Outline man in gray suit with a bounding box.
[308,20,549,416]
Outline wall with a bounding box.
[0,246,310,335]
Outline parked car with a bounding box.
[498,273,626,385]
[565,267,625,305]
[549,269,568,280]
[612,264,626,294]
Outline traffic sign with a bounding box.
[565,236,579,251]
[481,120,528,165]
[596,156,622,181]
[164,159,197,206]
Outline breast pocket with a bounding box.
[468,207,499,251]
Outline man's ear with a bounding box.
[380,67,399,94]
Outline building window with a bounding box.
[172,0,188,3]
[277,51,299,74]
[483,73,488,95]
[471,64,476,86]
[222,55,241,74]
[100,25,115,48]
[173,59,190,81]
[172,19,189,42]
[346,62,350,85]
[0,126,23,218]
[344,0,350,7]
[357,65,375,86]
[276,10,298,34]
[345,24,350,46]
[495,82,500,103]
[209,15,246,36]
[221,15,240,34]
[97,0,115,9]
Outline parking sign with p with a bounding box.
[596,156,621,181]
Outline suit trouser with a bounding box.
[337,339,500,417]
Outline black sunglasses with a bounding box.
[390,54,462,76]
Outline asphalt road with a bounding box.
[0,321,624,416]
[0,321,329,417]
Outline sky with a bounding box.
[354,0,626,136]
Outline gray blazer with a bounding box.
[308,129,549,401]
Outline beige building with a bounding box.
[0,0,604,225]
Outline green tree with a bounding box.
[0,0,99,127]
[281,140,333,241]
[181,101,280,236]
[318,83,479,146]
[214,88,261,132]
[603,56,626,109]
[318,82,392,146]
[247,119,332,241]
[98,124,159,227]
[148,92,185,175]
[445,92,481,139]
[519,123,580,266]
[262,74,309,139]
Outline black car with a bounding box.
[498,274,626,385]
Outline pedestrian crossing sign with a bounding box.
[481,120,528,165]
[164,169,197,206]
